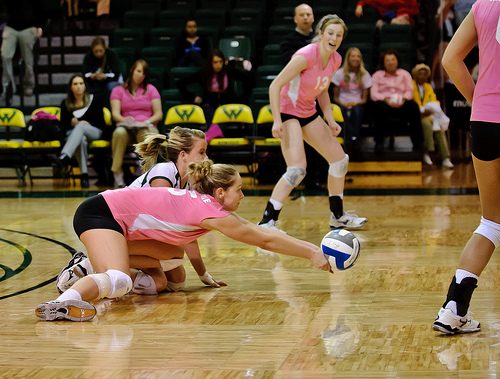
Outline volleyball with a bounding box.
[321,229,360,270]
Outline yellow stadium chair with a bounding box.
[208,104,255,177]
[22,107,65,185]
[88,107,114,186]
[253,104,285,183]
[31,106,61,120]
[325,103,345,145]
[164,104,206,129]
[0,108,28,186]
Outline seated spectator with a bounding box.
[110,59,163,187]
[370,49,423,154]
[176,49,253,125]
[412,63,453,169]
[332,47,372,157]
[280,3,315,64]
[58,74,109,188]
[355,0,420,28]
[82,36,120,95]
[175,19,210,68]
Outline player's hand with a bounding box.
[328,121,341,137]
[199,272,227,287]
[310,247,332,273]
[272,121,284,139]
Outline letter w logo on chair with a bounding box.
[165,104,206,129]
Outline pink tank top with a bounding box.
[101,187,230,245]
[280,43,342,118]
[472,0,500,123]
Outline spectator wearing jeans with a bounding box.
[1,0,43,102]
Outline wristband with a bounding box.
[199,271,216,286]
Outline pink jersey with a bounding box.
[101,187,230,245]
[280,43,342,117]
[472,0,500,123]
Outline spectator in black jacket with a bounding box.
[58,74,109,188]
[280,3,315,64]
[175,19,211,67]
[176,49,253,125]
[82,36,121,95]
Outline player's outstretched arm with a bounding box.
[201,214,331,271]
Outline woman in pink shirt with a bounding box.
[35,160,331,322]
[370,48,423,154]
[110,59,163,187]
[258,15,367,232]
[433,0,500,335]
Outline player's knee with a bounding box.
[282,166,307,187]
[474,217,500,248]
[165,280,186,292]
[133,270,159,295]
[328,154,349,178]
[89,269,132,299]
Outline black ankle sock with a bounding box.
[443,276,478,316]
[329,196,343,219]
[259,201,281,224]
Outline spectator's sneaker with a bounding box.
[329,211,367,229]
[432,307,481,334]
[258,219,287,234]
[56,252,94,293]
[35,300,96,322]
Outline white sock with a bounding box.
[329,193,344,199]
[56,288,82,302]
[455,269,478,284]
[270,198,283,211]
[445,301,458,315]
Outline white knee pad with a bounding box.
[89,269,133,299]
[328,154,349,178]
[474,217,500,248]
[133,270,157,295]
[282,166,307,187]
[159,257,186,272]
[166,281,186,292]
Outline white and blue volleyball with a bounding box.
[321,229,360,270]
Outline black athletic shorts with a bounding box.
[470,121,500,161]
[281,112,321,127]
[73,194,123,238]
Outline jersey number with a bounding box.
[314,76,330,91]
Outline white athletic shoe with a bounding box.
[35,299,96,322]
[423,153,433,166]
[56,252,95,293]
[258,219,287,234]
[442,158,454,169]
[329,211,367,229]
[432,307,481,335]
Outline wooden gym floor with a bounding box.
[1,160,499,378]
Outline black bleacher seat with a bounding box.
[158,9,192,29]
[122,10,158,29]
[131,0,163,11]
